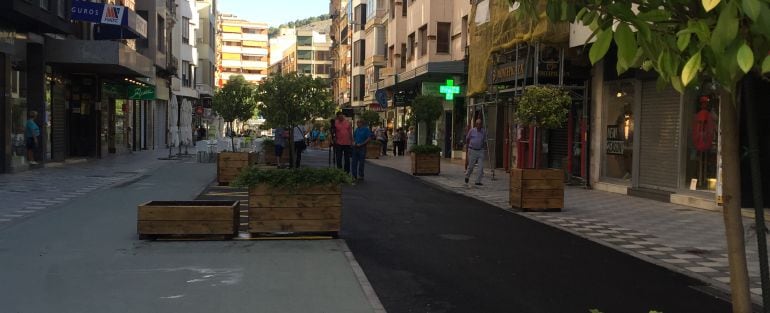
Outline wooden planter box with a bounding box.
[510,168,564,212]
[261,145,291,165]
[137,200,240,239]
[366,141,381,159]
[248,184,341,237]
[411,152,440,175]
[218,151,257,185]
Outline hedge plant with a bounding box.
[233,167,353,189]
[411,144,442,155]
[514,86,571,129]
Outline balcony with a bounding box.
[222,59,242,67]
[242,33,268,42]
[242,47,268,55]
[242,61,268,69]
[45,40,153,78]
[222,46,242,54]
[222,33,242,41]
[367,55,386,66]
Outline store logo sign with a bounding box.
[101,5,125,25]
[606,125,624,155]
[129,86,155,100]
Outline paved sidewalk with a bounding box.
[0,150,186,228]
[370,154,770,302]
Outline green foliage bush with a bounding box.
[515,86,571,129]
[412,95,443,124]
[410,144,442,155]
[359,110,381,127]
[233,167,353,189]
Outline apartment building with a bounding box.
[375,0,471,158]
[329,0,351,107]
[270,20,333,79]
[217,14,270,86]
[196,0,217,107]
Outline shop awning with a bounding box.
[71,0,147,40]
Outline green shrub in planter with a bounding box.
[233,167,353,189]
[262,138,275,147]
[410,144,442,155]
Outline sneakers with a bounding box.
[464,177,469,184]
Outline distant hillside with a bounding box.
[269,14,331,38]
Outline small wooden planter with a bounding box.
[137,200,240,239]
[366,141,382,159]
[248,184,341,237]
[411,152,440,175]
[218,152,257,185]
[510,168,564,212]
[261,145,291,165]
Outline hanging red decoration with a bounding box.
[692,96,716,152]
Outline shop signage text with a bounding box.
[606,125,624,155]
[129,86,155,100]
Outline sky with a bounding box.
[217,0,329,27]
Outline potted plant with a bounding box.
[234,167,353,237]
[410,144,442,175]
[137,200,240,240]
[213,75,258,185]
[510,86,571,211]
[359,110,382,159]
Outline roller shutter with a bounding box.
[638,81,681,189]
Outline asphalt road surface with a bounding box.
[320,153,733,313]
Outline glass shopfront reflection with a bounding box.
[684,86,719,191]
[603,80,635,182]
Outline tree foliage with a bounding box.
[255,72,335,129]
[359,110,381,127]
[514,86,571,129]
[268,14,331,38]
[212,75,257,124]
[412,95,444,124]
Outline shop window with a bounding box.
[603,81,635,181]
[685,90,719,191]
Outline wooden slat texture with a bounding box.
[521,198,564,209]
[138,221,236,235]
[411,153,440,175]
[521,169,563,180]
[250,207,341,220]
[510,168,564,211]
[219,151,250,161]
[249,184,341,196]
[249,219,340,232]
[510,188,563,198]
[250,195,342,208]
[520,179,564,189]
[366,142,381,159]
[138,205,237,221]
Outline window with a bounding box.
[354,40,366,66]
[418,25,427,56]
[388,45,394,67]
[298,64,312,75]
[400,43,406,68]
[182,17,190,44]
[402,0,408,16]
[461,16,468,49]
[437,22,450,53]
[297,36,312,46]
[157,15,166,53]
[136,10,149,50]
[315,64,331,74]
[390,0,395,19]
[407,33,415,61]
[182,61,190,87]
[57,0,66,18]
[297,50,312,60]
[315,50,330,61]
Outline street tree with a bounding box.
[412,95,444,145]
[212,75,257,151]
[510,0,770,311]
[360,110,381,127]
[255,72,335,167]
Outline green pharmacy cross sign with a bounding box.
[439,79,461,101]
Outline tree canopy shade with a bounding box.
[514,86,571,129]
[412,95,444,145]
[212,75,257,125]
[510,0,770,311]
[255,72,335,129]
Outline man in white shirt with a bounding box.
[293,124,307,168]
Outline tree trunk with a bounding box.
[720,88,752,313]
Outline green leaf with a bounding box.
[742,0,761,21]
[614,23,637,66]
[682,51,702,86]
[762,55,770,74]
[710,2,739,53]
[671,76,684,93]
[576,7,588,21]
[677,33,691,51]
[642,60,654,71]
[590,29,613,65]
[702,0,721,12]
[637,9,671,22]
[737,43,755,73]
[581,11,597,26]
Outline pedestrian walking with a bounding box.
[406,126,416,153]
[319,126,327,148]
[352,119,373,181]
[273,126,287,168]
[375,124,388,156]
[293,124,307,168]
[310,127,320,148]
[464,119,487,186]
[392,127,403,156]
[25,111,40,165]
[332,111,353,173]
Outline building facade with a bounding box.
[195,0,218,133]
[270,20,333,79]
[217,14,269,86]
[329,0,351,107]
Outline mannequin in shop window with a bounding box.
[691,95,718,189]
[614,103,634,180]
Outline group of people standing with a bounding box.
[271,124,308,168]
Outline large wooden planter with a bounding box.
[261,144,291,165]
[137,200,240,239]
[510,168,564,212]
[411,152,440,175]
[366,141,382,159]
[218,151,256,185]
[248,184,341,237]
